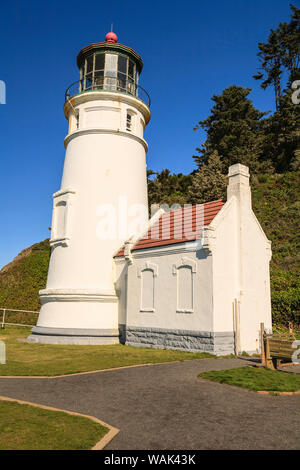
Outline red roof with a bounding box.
[114,200,224,257]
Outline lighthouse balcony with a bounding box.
[65,71,150,108]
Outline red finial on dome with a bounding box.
[105,31,118,43]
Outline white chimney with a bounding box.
[227,163,251,209]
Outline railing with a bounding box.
[1,308,39,328]
[65,70,151,107]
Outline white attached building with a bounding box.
[114,163,272,355]
[29,32,272,354]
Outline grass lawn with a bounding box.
[0,400,108,450]
[0,326,215,376]
[198,366,300,392]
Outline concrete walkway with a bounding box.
[0,358,299,450]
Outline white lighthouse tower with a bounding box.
[29,31,151,344]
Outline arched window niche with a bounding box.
[172,257,197,313]
[137,262,158,312]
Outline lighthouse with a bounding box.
[29,31,151,344]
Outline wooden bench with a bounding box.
[263,334,297,370]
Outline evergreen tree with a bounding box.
[253,28,283,110]
[278,5,300,84]
[193,85,271,173]
[253,4,300,171]
[188,151,227,204]
[253,4,300,109]
[147,169,191,207]
[263,69,300,172]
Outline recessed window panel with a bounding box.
[177,266,193,311]
[141,269,154,311]
[55,201,67,240]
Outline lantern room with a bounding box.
[65,31,150,107]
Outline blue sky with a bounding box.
[0,0,295,268]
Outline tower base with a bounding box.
[28,288,120,345]
[27,326,120,345]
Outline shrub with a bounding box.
[271,288,300,325]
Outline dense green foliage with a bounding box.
[147,169,192,207]
[253,4,300,171]
[188,150,227,204]
[251,172,300,324]
[193,85,270,173]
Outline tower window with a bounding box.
[126,113,132,131]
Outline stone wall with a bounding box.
[120,325,235,355]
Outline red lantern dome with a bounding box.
[105,31,118,43]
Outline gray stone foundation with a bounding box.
[123,326,235,355]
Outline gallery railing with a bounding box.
[65,70,151,107]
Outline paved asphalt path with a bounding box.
[0,358,299,450]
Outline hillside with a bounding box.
[0,239,50,322]
[251,172,300,325]
[0,172,299,325]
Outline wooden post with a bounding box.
[260,323,266,366]
[234,299,240,355]
[1,309,5,329]
[265,337,275,370]
[289,322,295,339]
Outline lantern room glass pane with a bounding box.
[128,60,135,78]
[85,75,93,89]
[94,70,104,87]
[118,55,127,74]
[104,54,118,90]
[105,54,118,77]
[94,54,105,88]
[118,55,127,92]
[86,55,93,75]
[95,53,105,72]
